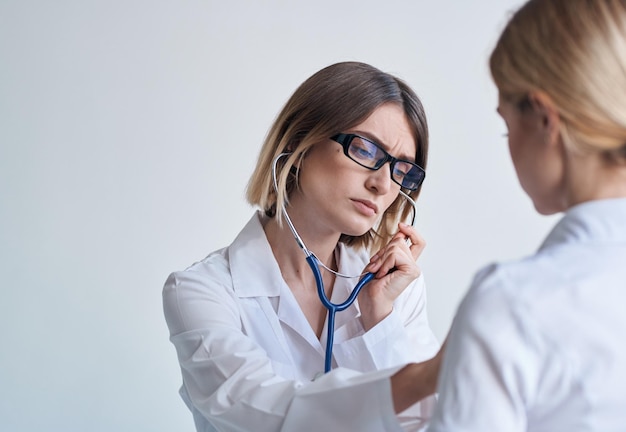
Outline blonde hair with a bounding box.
[246,62,429,252]
[490,0,626,162]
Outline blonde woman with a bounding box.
[427,0,626,430]
[163,62,443,432]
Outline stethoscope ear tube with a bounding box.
[307,255,375,373]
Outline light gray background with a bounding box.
[0,1,559,431]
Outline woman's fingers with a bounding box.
[366,224,426,276]
[397,222,426,260]
[375,248,419,279]
[385,223,426,260]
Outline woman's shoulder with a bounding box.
[164,212,265,292]
[456,249,570,341]
[162,246,243,336]
[163,247,233,293]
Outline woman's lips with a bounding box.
[352,199,378,216]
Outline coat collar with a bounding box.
[540,197,626,251]
[228,211,284,298]
[228,212,369,325]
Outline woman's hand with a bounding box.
[358,222,426,331]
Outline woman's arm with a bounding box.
[391,340,446,413]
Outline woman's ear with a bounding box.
[528,91,562,147]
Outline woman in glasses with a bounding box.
[427,0,626,430]
[163,61,443,431]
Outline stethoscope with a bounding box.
[272,153,418,373]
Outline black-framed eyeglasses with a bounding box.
[331,133,426,191]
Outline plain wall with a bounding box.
[0,1,559,431]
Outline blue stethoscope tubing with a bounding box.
[306,254,376,373]
[271,152,417,374]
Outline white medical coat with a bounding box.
[427,197,626,431]
[163,212,439,432]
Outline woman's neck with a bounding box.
[564,151,626,208]
[263,211,340,284]
[263,210,340,338]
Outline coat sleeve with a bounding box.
[163,267,406,432]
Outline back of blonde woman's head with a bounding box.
[490,0,626,161]
[246,61,428,252]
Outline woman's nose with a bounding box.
[365,163,393,194]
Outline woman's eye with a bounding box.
[354,146,375,159]
[393,167,408,177]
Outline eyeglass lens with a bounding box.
[344,135,424,190]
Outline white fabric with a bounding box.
[163,211,439,432]
[427,198,626,432]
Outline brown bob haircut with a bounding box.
[246,61,429,252]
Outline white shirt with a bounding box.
[427,198,626,432]
[163,212,439,432]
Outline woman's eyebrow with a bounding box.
[352,130,416,162]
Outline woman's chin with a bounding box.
[342,224,373,238]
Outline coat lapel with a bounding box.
[229,212,324,354]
